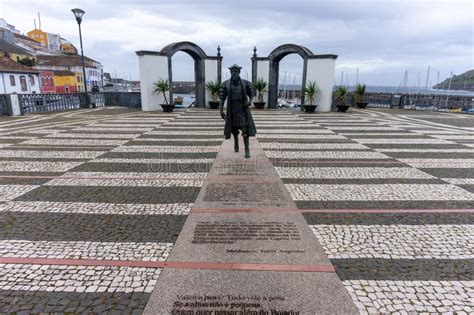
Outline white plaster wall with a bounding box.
[138,54,169,111]
[205,59,218,105]
[306,58,336,112]
[0,73,40,94]
[9,94,21,116]
[256,60,270,103]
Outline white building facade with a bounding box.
[0,72,41,94]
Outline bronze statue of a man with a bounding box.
[219,64,256,158]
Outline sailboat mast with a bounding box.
[293,76,296,99]
[445,71,454,107]
[425,66,430,90]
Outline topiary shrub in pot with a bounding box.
[334,86,350,112]
[253,77,267,109]
[303,81,321,113]
[153,78,174,112]
[206,80,221,109]
[354,83,368,109]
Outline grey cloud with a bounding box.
[2,0,472,85]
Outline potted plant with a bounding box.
[334,86,350,112]
[253,77,267,109]
[206,81,221,109]
[354,83,368,109]
[303,81,321,113]
[153,79,174,112]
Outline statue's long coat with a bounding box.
[219,79,257,139]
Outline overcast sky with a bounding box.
[1,0,472,86]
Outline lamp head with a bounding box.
[71,8,85,24]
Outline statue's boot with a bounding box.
[233,134,239,152]
[243,136,250,158]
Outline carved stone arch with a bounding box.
[268,44,313,62]
[267,44,313,108]
[136,42,222,111]
[252,44,337,111]
[160,41,208,60]
[161,41,208,108]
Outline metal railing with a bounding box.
[364,93,395,108]
[90,93,106,108]
[342,92,474,112]
[19,93,105,114]
[401,94,473,111]
[11,91,474,115]
[0,94,8,115]
[104,92,141,107]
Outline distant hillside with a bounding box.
[433,69,474,91]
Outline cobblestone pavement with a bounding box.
[1,107,473,313]
[0,107,222,313]
[255,109,473,314]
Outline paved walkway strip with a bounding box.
[144,137,359,314]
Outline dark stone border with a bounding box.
[419,168,474,178]
[283,178,445,185]
[0,290,151,313]
[332,258,474,281]
[69,162,212,173]
[0,212,187,242]
[303,212,474,225]
[100,152,218,159]
[15,186,201,204]
[296,200,474,210]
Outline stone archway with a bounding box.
[267,44,313,108]
[161,42,207,108]
[252,44,337,112]
[136,42,222,111]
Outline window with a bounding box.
[9,75,15,86]
[29,75,35,86]
[19,76,27,91]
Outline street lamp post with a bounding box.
[71,8,91,108]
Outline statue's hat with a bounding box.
[229,64,242,71]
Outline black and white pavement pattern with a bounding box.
[1,107,473,313]
[0,107,221,313]
[255,109,473,314]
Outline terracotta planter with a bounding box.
[253,102,266,109]
[337,105,350,112]
[208,101,220,109]
[161,104,175,112]
[303,104,318,113]
[357,102,368,109]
